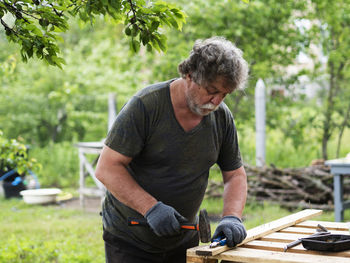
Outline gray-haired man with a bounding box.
[96,36,249,263]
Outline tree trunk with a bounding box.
[322,62,336,160]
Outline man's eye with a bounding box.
[207,89,218,95]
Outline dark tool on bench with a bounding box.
[283,224,330,252]
[128,209,211,243]
[301,233,350,252]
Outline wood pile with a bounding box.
[206,164,350,210]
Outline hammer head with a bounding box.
[198,209,211,243]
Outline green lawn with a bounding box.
[1,196,349,262]
[0,197,104,263]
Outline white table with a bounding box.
[74,142,105,208]
[325,158,350,222]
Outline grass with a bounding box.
[2,194,349,263]
[0,197,104,263]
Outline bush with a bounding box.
[0,130,41,176]
[30,142,79,188]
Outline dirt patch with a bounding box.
[58,196,102,213]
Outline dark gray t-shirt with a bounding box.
[102,79,242,252]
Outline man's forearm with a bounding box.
[222,166,247,218]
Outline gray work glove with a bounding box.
[212,216,247,247]
[144,201,187,237]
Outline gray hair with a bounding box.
[178,36,249,91]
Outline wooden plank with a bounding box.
[241,240,350,257]
[214,247,349,263]
[279,226,321,234]
[195,209,322,256]
[260,232,307,243]
[296,220,350,231]
[186,255,218,263]
[279,226,348,235]
[187,248,218,263]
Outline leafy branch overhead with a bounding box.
[0,0,186,67]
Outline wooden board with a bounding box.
[188,246,350,263]
[208,247,349,263]
[295,220,350,231]
[194,209,322,256]
[241,240,350,257]
[279,226,346,235]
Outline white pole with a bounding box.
[108,93,117,131]
[255,79,266,167]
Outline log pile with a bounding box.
[205,164,350,210]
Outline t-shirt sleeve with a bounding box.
[216,109,242,171]
[105,96,148,158]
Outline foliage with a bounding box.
[0,0,186,67]
[29,142,79,188]
[0,18,152,146]
[306,0,350,159]
[147,0,350,160]
[0,130,41,175]
[146,0,312,141]
[0,0,350,170]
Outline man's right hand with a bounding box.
[145,201,187,237]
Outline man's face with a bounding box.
[185,75,232,116]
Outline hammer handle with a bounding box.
[127,217,198,231]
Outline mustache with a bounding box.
[200,103,219,110]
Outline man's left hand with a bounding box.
[212,216,247,247]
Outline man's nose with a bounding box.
[210,94,224,105]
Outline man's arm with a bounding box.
[222,165,247,218]
[95,145,187,237]
[95,145,157,216]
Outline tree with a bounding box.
[307,0,350,159]
[0,17,154,145]
[148,0,310,125]
[0,0,186,67]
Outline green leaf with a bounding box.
[131,24,139,37]
[125,26,131,36]
[140,31,150,45]
[167,15,179,30]
[150,20,160,32]
[130,39,140,53]
[151,36,160,52]
[156,34,167,52]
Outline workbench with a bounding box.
[325,158,350,222]
[187,209,350,263]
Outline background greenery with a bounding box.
[1,0,350,262]
[1,1,349,183]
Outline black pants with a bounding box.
[103,230,199,263]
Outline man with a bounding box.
[95,36,249,263]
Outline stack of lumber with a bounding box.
[206,164,350,210]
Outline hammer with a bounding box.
[127,209,212,243]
